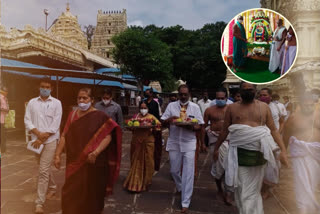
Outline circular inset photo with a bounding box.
[221,8,298,84]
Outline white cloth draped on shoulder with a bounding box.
[225,124,278,187]
[289,136,320,213]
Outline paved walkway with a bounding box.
[1,131,296,214]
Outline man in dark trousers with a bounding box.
[144,88,162,171]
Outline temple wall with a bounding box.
[260,0,320,101]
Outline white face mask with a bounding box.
[78,102,91,111]
[140,109,148,116]
[179,100,189,106]
[238,20,243,24]
[103,99,111,106]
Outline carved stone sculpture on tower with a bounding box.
[91,9,127,59]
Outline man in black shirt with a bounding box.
[144,88,162,170]
[144,89,160,120]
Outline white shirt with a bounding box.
[161,101,204,152]
[136,96,141,106]
[197,99,211,116]
[24,96,62,144]
[284,101,291,121]
[130,91,135,99]
[269,102,287,130]
[274,101,287,117]
[210,99,233,107]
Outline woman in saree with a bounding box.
[123,101,161,192]
[54,88,122,214]
[232,15,248,72]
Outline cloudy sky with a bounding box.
[1,0,260,30]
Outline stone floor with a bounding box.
[1,131,298,214]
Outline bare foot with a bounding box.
[262,190,270,200]
[224,192,233,206]
[181,207,189,213]
[46,191,56,200]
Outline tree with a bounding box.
[188,22,227,89]
[111,28,175,92]
[83,25,95,49]
[140,22,228,90]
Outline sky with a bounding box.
[1,0,260,30]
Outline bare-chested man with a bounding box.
[203,88,232,205]
[213,82,288,214]
[283,92,320,214]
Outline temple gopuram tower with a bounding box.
[91,9,127,59]
[48,3,88,50]
[260,0,320,100]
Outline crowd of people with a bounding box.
[0,76,317,214]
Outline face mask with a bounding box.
[179,100,189,106]
[103,99,111,106]
[216,99,227,107]
[238,20,243,24]
[40,88,51,97]
[240,89,255,103]
[144,94,150,99]
[78,102,91,111]
[140,109,148,116]
[259,96,271,104]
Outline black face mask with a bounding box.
[144,94,150,99]
[240,89,255,103]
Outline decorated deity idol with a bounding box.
[249,10,272,43]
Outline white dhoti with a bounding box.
[269,27,286,73]
[283,46,297,74]
[207,129,229,179]
[207,129,233,192]
[269,41,285,73]
[289,136,320,214]
[226,125,278,214]
[236,165,266,214]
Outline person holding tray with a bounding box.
[161,84,204,213]
[123,101,161,192]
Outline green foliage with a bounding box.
[112,28,174,92]
[112,21,227,92]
